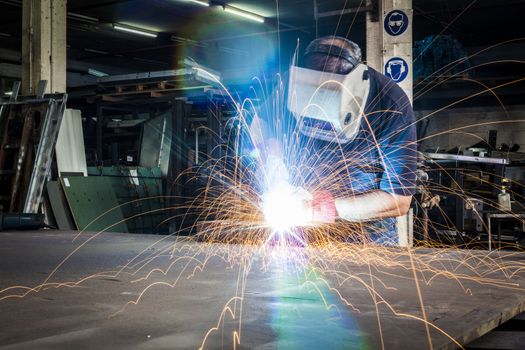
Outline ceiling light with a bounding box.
[180,0,209,6]
[67,12,99,23]
[223,5,265,23]
[113,24,158,38]
[88,68,108,77]
[84,48,109,55]
[4,91,13,96]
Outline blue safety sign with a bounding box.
[384,10,409,36]
[384,57,409,83]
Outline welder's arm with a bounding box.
[335,99,417,222]
[334,190,412,222]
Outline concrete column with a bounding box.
[382,0,412,102]
[22,0,67,95]
[367,0,414,247]
[365,0,383,72]
[366,0,413,102]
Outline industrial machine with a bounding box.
[64,64,238,234]
[416,151,525,248]
[0,81,67,215]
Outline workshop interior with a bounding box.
[1,1,525,349]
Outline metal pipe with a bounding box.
[316,5,371,19]
[0,213,45,231]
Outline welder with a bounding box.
[287,35,417,245]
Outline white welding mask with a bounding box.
[287,63,370,143]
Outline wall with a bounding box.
[417,105,525,152]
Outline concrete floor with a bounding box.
[0,230,524,349]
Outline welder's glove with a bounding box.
[311,190,337,223]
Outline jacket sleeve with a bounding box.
[376,103,417,196]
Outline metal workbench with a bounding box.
[0,230,524,349]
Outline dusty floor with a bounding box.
[0,230,524,349]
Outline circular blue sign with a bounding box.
[384,57,409,83]
[384,10,409,36]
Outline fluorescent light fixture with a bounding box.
[67,12,99,23]
[181,0,209,6]
[88,68,108,77]
[223,5,265,23]
[4,91,13,96]
[113,24,158,38]
[84,48,109,55]
[133,57,166,65]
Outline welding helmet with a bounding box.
[287,37,370,144]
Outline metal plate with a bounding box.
[60,176,128,233]
[86,166,166,234]
[46,181,76,230]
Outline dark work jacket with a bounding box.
[241,67,416,241]
[288,67,417,198]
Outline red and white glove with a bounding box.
[311,190,337,223]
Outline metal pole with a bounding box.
[422,207,429,241]
[195,126,206,165]
[488,216,492,251]
[313,0,318,38]
[96,103,103,164]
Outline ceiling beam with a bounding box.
[68,0,135,12]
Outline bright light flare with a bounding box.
[261,181,312,231]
